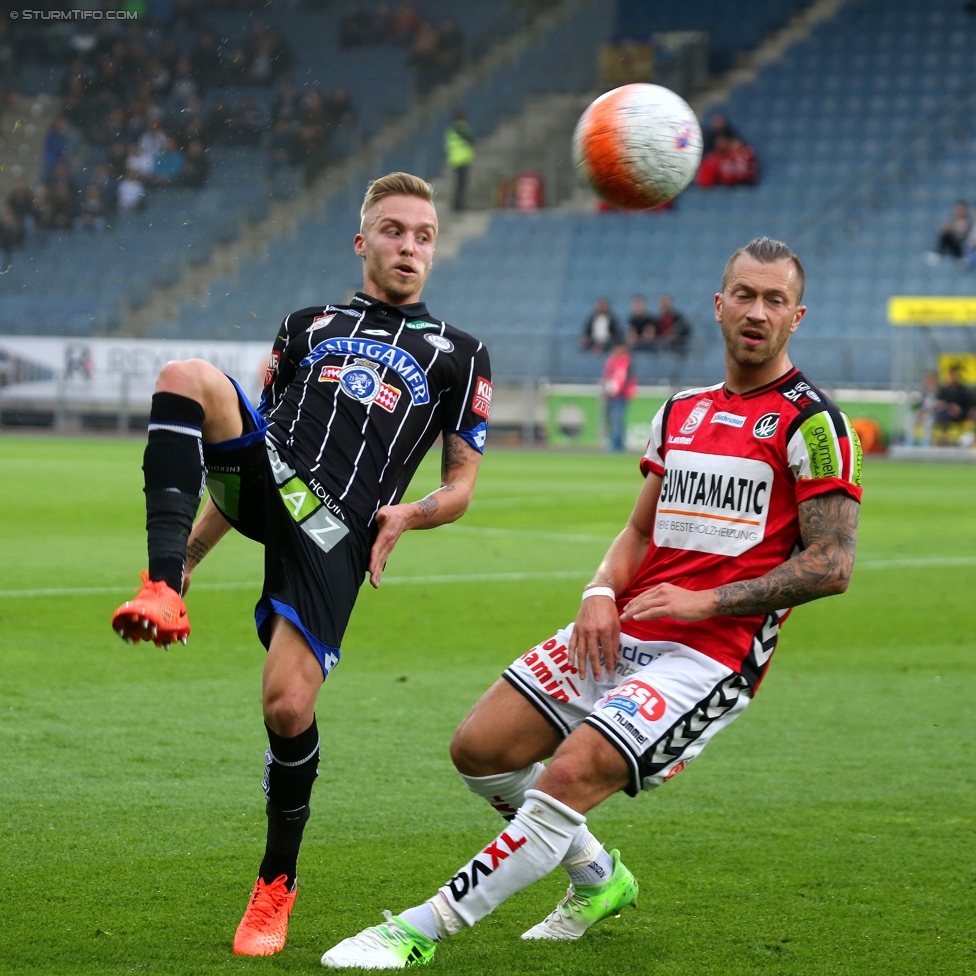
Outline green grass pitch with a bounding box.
[1,435,975,975]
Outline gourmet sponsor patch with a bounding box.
[655,449,773,556]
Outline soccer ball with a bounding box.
[572,83,703,210]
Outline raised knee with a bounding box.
[450,728,497,777]
[263,692,312,738]
[155,358,213,398]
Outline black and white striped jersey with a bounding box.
[258,291,491,524]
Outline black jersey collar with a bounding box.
[351,291,430,319]
[724,366,798,401]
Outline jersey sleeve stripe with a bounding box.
[455,353,476,430]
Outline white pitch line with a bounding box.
[2,557,974,599]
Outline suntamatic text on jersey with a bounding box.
[300,337,430,405]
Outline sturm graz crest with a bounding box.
[753,413,780,438]
[338,363,381,404]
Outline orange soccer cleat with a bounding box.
[233,875,298,956]
[111,570,190,649]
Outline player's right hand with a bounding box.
[568,596,620,681]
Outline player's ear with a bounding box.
[713,292,723,323]
[353,233,366,258]
[790,305,806,332]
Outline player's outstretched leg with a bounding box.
[111,360,240,647]
[321,726,631,967]
[451,679,632,940]
[235,617,324,956]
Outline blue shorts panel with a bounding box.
[255,596,342,680]
[204,375,268,452]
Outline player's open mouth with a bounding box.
[741,328,764,347]
[395,264,416,276]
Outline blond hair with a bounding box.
[722,237,806,302]
[360,172,435,230]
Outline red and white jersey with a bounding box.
[625,367,863,688]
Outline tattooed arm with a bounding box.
[181,498,232,594]
[367,433,483,588]
[619,491,860,623]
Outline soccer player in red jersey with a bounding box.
[322,237,863,968]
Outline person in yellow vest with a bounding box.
[445,109,475,211]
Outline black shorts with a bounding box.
[201,377,372,677]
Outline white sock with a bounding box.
[459,766,608,882]
[397,904,441,941]
[458,764,544,821]
[431,789,586,929]
[563,839,615,887]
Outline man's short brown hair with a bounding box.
[722,237,806,302]
[360,172,435,230]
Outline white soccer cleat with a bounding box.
[321,911,437,969]
[521,849,638,941]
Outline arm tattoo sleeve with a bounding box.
[185,538,210,567]
[441,433,464,478]
[415,495,439,519]
[714,491,859,616]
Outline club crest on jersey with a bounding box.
[679,398,712,434]
[424,333,454,352]
[311,312,336,328]
[318,360,402,413]
[753,413,780,438]
[301,337,429,405]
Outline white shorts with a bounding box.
[504,622,751,796]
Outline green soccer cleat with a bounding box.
[321,911,437,969]
[521,849,639,942]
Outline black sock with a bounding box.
[260,718,320,887]
[144,393,205,594]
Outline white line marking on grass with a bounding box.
[3,557,974,599]
[0,571,594,599]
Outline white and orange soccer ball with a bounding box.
[572,83,703,210]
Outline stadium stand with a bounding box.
[0,0,529,335]
[6,0,976,393]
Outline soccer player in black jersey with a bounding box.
[110,172,491,955]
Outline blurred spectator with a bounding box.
[653,295,691,354]
[76,185,108,231]
[0,204,25,265]
[87,164,118,212]
[697,135,759,187]
[602,343,638,452]
[410,21,441,94]
[49,183,80,230]
[139,116,168,160]
[42,116,71,180]
[230,98,268,146]
[930,202,971,261]
[444,109,475,211]
[390,1,421,43]
[436,18,464,79]
[581,298,621,353]
[272,78,302,127]
[934,365,973,435]
[190,29,223,89]
[267,117,299,177]
[170,58,199,106]
[7,182,36,223]
[340,5,377,47]
[181,141,210,188]
[324,88,356,127]
[703,113,739,153]
[153,136,185,185]
[626,295,656,349]
[107,141,130,180]
[118,169,147,211]
[916,370,939,446]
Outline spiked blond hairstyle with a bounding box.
[360,172,435,231]
[722,237,806,302]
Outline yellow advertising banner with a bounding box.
[888,296,976,325]
[938,353,976,384]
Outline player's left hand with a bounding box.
[368,504,413,588]
[619,583,718,622]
